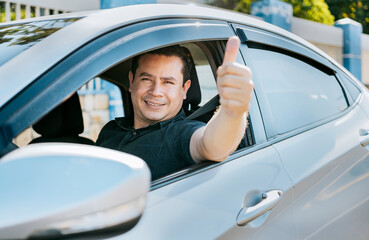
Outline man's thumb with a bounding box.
[223,36,240,64]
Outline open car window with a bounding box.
[12,40,255,182]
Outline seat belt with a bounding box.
[186,95,219,121]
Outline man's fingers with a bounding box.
[217,64,252,79]
[218,75,250,89]
[222,36,240,64]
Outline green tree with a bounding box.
[326,0,369,34]
[234,0,335,25]
[0,2,5,22]
[0,4,36,23]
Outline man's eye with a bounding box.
[165,81,174,85]
[142,78,150,81]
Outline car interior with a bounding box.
[29,92,94,145]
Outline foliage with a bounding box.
[326,0,369,34]
[0,4,35,23]
[234,0,335,25]
[0,4,4,23]
[288,0,334,24]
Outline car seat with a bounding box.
[29,92,94,145]
[182,46,202,116]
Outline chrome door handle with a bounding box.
[237,190,282,226]
[360,129,369,147]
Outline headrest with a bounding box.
[182,47,201,111]
[33,93,84,137]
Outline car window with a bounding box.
[181,43,217,106]
[11,39,254,181]
[78,78,124,141]
[248,48,348,134]
[338,72,361,104]
[13,77,124,147]
[0,18,81,67]
[12,42,220,150]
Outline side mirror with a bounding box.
[0,143,151,239]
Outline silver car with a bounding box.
[1,4,369,240]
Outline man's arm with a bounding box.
[190,36,254,163]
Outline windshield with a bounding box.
[0,18,80,67]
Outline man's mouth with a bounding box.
[144,100,165,107]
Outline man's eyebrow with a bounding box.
[139,72,154,78]
[161,76,177,82]
[138,72,177,82]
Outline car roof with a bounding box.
[0,3,339,108]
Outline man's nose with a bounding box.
[149,81,163,96]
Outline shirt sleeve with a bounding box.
[167,120,205,165]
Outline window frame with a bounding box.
[0,18,235,148]
[234,24,355,142]
[0,18,266,188]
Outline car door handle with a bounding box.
[237,190,282,226]
[360,129,369,147]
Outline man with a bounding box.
[96,36,253,180]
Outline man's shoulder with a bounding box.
[102,119,120,130]
[165,118,205,134]
[99,117,132,134]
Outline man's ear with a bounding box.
[182,80,191,100]
[128,71,133,92]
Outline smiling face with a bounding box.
[129,53,191,129]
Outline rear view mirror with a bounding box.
[0,143,151,239]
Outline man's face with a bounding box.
[129,54,191,129]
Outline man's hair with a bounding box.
[131,45,192,85]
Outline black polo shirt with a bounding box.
[95,110,205,180]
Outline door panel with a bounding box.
[235,23,369,239]
[274,104,369,239]
[114,147,296,239]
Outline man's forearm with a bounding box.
[204,106,247,161]
[190,36,253,163]
[190,106,248,162]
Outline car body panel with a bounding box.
[275,98,369,239]
[112,146,296,240]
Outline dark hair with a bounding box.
[131,45,192,85]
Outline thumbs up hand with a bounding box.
[216,36,254,118]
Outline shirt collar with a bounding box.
[115,109,186,131]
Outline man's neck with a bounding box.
[133,110,183,129]
[134,121,151,130]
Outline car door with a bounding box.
[236,25,369,239]
[0,18,296,239]
[109,22,296,240]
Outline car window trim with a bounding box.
[335,68,363,105]
[151,137,273,190]
[233,24,334,68]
